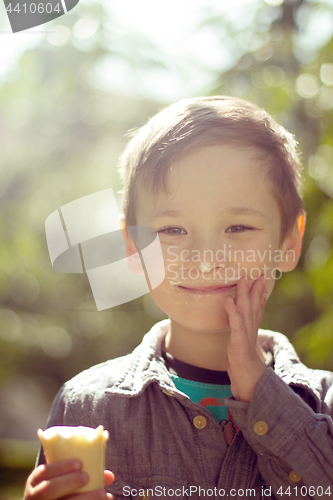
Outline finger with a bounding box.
[234,276,254,336]
[41,489,114,500]
[249,275,265,309]
[249,275,267,328]
[224,296,239,319]
[30,460,82,486]
[62,489,113,500]
[104,470,114,487]
[224,296,248,339]
[32,470,89,500]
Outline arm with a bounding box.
[224,276,333,498]
[226,368,333,496]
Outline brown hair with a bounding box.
[118,96,304,240]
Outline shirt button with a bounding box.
[289,470,301,483]
[193,415,207,429]
[253,421,268,435]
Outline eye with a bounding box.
[226,225,254,233]
[158,227,187,236]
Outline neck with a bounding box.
[164,320,231,371]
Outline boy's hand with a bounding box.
[24,459,114,500]
[224,275,268,403]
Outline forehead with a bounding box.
[135,144,280,225]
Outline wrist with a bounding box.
[237,362,267,403]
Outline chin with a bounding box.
[170,311,231,335]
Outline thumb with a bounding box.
[104,470,114,487]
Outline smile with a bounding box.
[177,284,237,295]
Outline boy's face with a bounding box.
[135,144,295,335]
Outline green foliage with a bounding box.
[0,2,333,489]
[206,0,333,370]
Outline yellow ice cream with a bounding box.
[38,425,109,492]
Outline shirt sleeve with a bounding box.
[35,385,77,467]
[226,367,333,499]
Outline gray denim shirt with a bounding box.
[38,320,333,499]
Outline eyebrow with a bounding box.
[225,206,265,218]
[147,209,184,223]
[147,206,265,222]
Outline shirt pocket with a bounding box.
[108,477,190,499]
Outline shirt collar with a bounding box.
[106,319,324,412]
[105,319,173,396]
[258,329,324,412]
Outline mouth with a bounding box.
[175,282,238,295]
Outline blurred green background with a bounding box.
[0,0,333,497]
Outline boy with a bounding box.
[25,96,333,500]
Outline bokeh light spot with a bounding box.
[296,74,319,99]
[73,18,99,40]
[320,63,333,86]
[47,25,71,47]
[308,155,329,181]
[317,86,333,110]
[305,236,331,271]
[262,65,286,87]
[40,326,72,358]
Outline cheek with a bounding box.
[162,243,189,267]
[235,241,280,266]
[149,279,179,310]
[148,282,188,322]
[227,241,283,284]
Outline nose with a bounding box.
[178,235,227,271]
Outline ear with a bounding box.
[119,215,145,275]
[279,212,306,272]
[119,214,134,257]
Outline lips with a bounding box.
[182,285,228,291]
[177,283,237,295]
